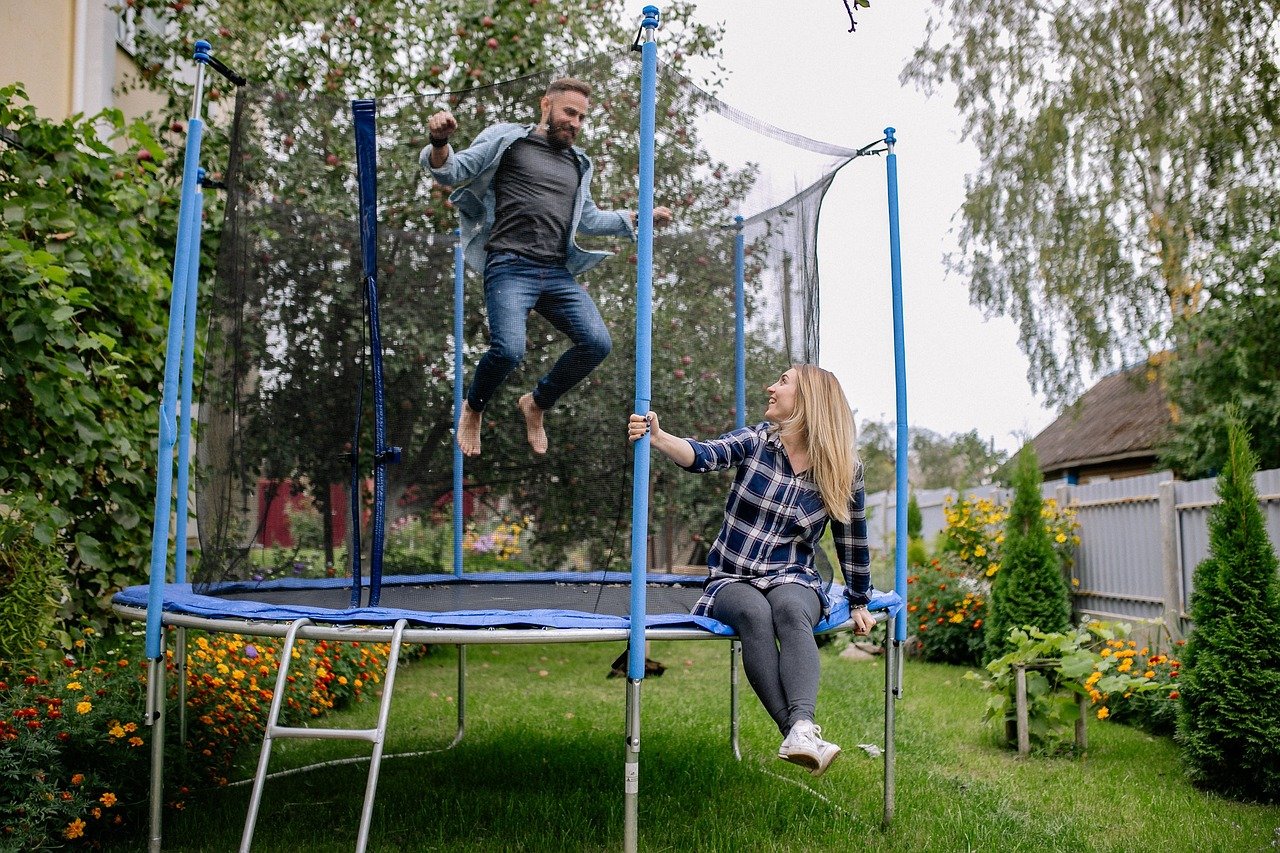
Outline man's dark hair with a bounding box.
[546,77,592,99]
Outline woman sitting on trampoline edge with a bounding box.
[627,364,875,778]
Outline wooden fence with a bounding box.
[866,468,1280,636]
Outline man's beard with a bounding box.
[546,123,576,150]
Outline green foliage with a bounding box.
[1160,236,1280,478]
[0,628,151,847]
[1177,412,1280,803]
[0,85,177,631]
[984,446,1072,661]
[904,1,1280,405]
[970,621,1163,755]
[0,512,67,670]
[906,492,922,540]
[907,554,987,666]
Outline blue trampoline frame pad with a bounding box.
[113,572,902,641]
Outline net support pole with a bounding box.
[353,98,400,607]
[884,126,906,827]
[142,38,211,853]
[733,215,746,429]
[626,7,660,853]
[452,230,466,577]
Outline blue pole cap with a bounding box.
[194,39,211,63]
[642,5,660,27]
[884,126,897,143]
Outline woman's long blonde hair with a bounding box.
[774,365,859,523]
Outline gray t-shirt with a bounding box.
[485,132,582,265]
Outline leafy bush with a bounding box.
[0,85,177,631]
[0,512,67,668]
[1,626,397,846]
[970,621,1163,755]
[984,446,1072,661]
[1,627,151,847]
[939,491,1079,580]
[1102,635,1183,737]
[1177,413,1280,802]
[906,555,987,665]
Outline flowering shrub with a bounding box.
[180,632,393,787]
[906,555,987,665]
[968,621,1164,755]
[1,626,148,848]
[940,493,1080,579]
[461,515,536,571]
[1085,636,1182,736]
[2,627,395,847]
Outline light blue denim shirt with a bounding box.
[421,122,635,275]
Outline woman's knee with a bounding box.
[580,327,612,365]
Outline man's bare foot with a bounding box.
[518,393,548,455]
[457,401,481,457]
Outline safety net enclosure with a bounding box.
[182,47,863,622]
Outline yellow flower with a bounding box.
[76,701,93,715]
[1096,707,1110,720]
[66,681,82,691]
[63,819,86,840]
[973,545,986,557]
[1144,670,1155,679]
[985,564,999,577]
[109,724,126,738]
[1055,532,1067,544]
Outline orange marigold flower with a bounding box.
[71,773,85,785]
[64,819,86,840]
[100,792,117,807]
[76,701,92,714]
[1096,707,1110,720]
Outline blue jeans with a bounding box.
[467,252,612,413]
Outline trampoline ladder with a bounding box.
[240,617,409,853]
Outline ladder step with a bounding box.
[269,725,379,743]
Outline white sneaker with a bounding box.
[778,720,823,771]
[809,736,842,778]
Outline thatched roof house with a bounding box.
[1032,363,1172,484]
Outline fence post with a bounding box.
[1158,479,1183,640]
[1014,665,1030,755]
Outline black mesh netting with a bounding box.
[193,50,855,604]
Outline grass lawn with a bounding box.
[140,639,1280,852]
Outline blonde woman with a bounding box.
[628,365,874,777]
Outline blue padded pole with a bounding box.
[144,46,208,661]
[452,230,465,578]
[353,98,398,607]
[172,171,205,584]
[733,215,746,429]
[885,127,908,645]
[629,5,660,683]
[627,17,660,850]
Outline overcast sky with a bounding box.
[681,0,1060,453]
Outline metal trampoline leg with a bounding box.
[883,616,900,827]
[448,644,466,749]
[729,640,741,760]
[145,654,167,853]
[624,677,641,853]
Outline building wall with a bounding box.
[0,0,164,126]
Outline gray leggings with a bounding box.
[711,582,822,735]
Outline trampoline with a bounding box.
[117,9,912,853]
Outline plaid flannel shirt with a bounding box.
[681,422,871,620]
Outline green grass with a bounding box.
[138,641,1279,852]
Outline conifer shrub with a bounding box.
[0,512,66,671]
[1177,413,1280,802]
[983,445,1072,661]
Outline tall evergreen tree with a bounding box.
[1177,412,1280,802]
[984,444,1072,661]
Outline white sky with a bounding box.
[682,0,1060,453]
